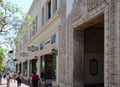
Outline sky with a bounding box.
[7,0,33,13]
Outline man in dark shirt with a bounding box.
[41,70,46,81]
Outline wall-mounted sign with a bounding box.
[28,46,38,52]
[90,59,98,76]
[20,52,28,57]
[45,40,51,45]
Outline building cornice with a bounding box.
[28,0,39,14]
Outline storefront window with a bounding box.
[23,61,27,76]
[41,56,45,72]
[41,54,56,80]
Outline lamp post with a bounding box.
[7,50,15,72]
[52,48,58,56]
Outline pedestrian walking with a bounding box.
[3,72,6,79]
[40,70,46,87]
[0,72,2,84]
[31,71,39,87]
[6,72,10,87]
[13,72,17,82]
[9,71,14,82]
[16,72,22,87]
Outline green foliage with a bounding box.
[0,0,4,4]
[0,1,31,49]
[0,46,4,61]
[0,46,5,71]
[14,38,20,50]
[0,61,6,71]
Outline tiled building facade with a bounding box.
[15,0,120,87]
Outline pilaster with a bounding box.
[27,60,29,78]
[58,0,66,87]
[106,0,118,87]
[37,56,40,75]
[116,0,120,87]
[21,62,23,75]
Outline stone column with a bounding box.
[105,0,118,87]
[58,0,66,87]
[116,1,120,87]
[27,60,29,78]
[65,23,74,87]
[56,54,59,84]
[21,62,23,75]
[37,56,40,75]
[73,30,84,87]
[38,56,41,76]
[104,4,109,87]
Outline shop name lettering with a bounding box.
[45,40,50,45]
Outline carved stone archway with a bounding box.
[59,0,120,87]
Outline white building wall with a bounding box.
[16,1,61,85]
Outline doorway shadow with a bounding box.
[84,83,104,87]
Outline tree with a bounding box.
[0,46,5,71]
[0,0,31,48]
[0,61,6,72]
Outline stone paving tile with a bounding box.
[0,78,30,87]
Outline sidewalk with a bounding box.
[0,78,30,87]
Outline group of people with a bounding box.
[0,70,46,87]
[0,71,22,87]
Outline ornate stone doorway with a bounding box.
[73,13,104,87]
[84,21,104,87]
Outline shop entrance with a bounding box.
[41,54,56,80]
[29,59,37,77]
[41,54,52,79]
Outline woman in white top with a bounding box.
[6,73,10,87]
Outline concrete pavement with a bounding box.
[0,78,30,87]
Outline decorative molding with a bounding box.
[87,0,106,11]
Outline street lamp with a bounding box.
[8,50,13,54]
[52,48,58,55]
[13,59,18,61]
